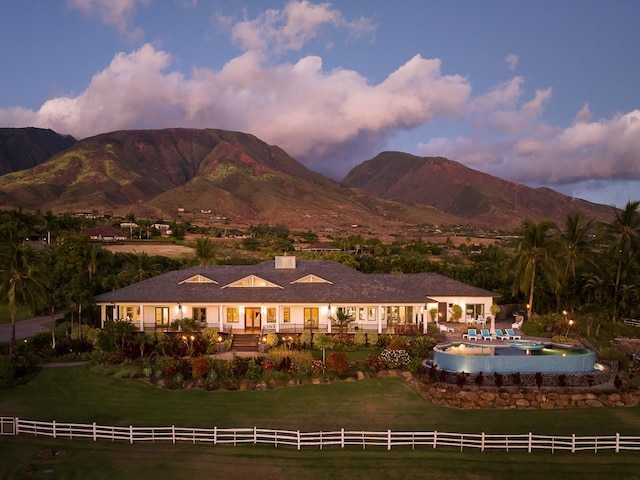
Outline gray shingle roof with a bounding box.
[95,259,497,304]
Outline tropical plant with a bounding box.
[512,219,559,321]
[603,201,640,323]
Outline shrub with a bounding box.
[387,336,409,351]
[265,332,280,348]
[228,356,249,378]
[201,327,220,343]
[456,372,467,387]
[365,354,385,373]
[367,333,379,346]
[89,349,109,365]
[0,356,16,389]
[474,372,484,388]
[408,336,437,358]
[551,335,573,344]
[494,372,504,388]
[313,333,334,350]
[311,359,325,374]
[353,331,367,346]
[380,349,411,369]
[191,356,212,378]
[511,372,522,387]
[299,331,312,347]
[535,372,543,389]
[326,352,349,374]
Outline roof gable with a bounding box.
[223,274,282,288]
[179,274,217,284]
[292,274,332,284]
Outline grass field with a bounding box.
[0,305,36,325]
[1,366,640,478]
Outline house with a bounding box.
[82,227,128,243]
[94,256,498,334]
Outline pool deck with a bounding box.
[436,318,555,345]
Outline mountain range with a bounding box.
[0,127,615,234]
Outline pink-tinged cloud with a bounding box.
[0,43,471,164]
[418,109,640,186]
[66,0,148,40]
[231,0,376,54]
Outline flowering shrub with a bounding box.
[380,349,411,369]
[311,359,325,374]
[299,331,312,347]
[262,360,275,371]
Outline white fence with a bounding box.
[1,417,639,453]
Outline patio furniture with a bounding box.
[438,323,454,333]
[480,329,495,341]
[494,328,509,341]
[505,328,521,340]
[463,328,478,340]
[511,315,524,330]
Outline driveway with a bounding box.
[0,315,62,344]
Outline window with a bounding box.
[124,306,140,322]
[227,307,239,323]
[193,307,206,323]
[155,307,169,326]
[267,307,276,323]
[466,304,485,319]
[282,307,290,323]
[304,307,319,327]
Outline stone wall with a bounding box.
[416,383,640,409]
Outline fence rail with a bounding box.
[2,417,639,453]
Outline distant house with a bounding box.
[95,256,498,334]
[300,242,342,252]
[83,227,127,243]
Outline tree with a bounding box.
[512,219,559,321]
[0,222,45,357]
[604,201,640,323]
[118,251,161,285]
[331,309,355,337]
[125,212,136,239]
[557,212,595,311]
[193,236,217,266]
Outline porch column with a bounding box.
[327,305,332,334]
[139,304,144,331]
[276,306,280,333]
[218,305,223,331]
[100,304,105,329]
[378,305,383,334]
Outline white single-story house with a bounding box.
[95,256,498,334]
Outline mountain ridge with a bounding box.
[0,127,615,233]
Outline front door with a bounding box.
[245,308,261,330]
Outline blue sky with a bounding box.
[1,1,639,207]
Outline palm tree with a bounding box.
[604,201,640,323]
[193,236,217,266]
[0,222,45,357]
[512,219,559,321]
[557,212,595,311]
[118,251,161,285]
[125,212,136,239]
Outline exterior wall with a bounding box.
[428,296,493,323]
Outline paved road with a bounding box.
[0,315,62,344]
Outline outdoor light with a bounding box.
[217,336,222,342]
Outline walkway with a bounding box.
[0,315,62,344]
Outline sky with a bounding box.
[1,1,639,208]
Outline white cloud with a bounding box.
[67,0,149,40]
[505,53,519,71]
[230,0,376,54]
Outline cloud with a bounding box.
[230,0,376,54]
[418,109,640,189]
[67,0,148,41]
[0,43,471,175]
[505,53,518,71]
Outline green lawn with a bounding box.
[0,305,35,325]
[1,366,640,479]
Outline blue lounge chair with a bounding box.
[495,328,509,340]
[480,329,494,340]
[505,328,521,340]
[463,328,478,340]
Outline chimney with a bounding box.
[275,256,296,269]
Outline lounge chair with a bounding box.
[511,315,524,330]
[438,323,454,333]
[505,328,521,340]
[480,329,494,341]
[494,328,509,340]
[463,328,478,340]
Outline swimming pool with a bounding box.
[432,341,597,374]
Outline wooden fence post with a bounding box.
[130,425,133,444]
[214,426,217,445]
[616,433,620,453]
[341,428,345,448]
[52,420,56,439]
[172,425,175,444]
[15,417,19,436]
[528,432,532,453]
[387,430,391,451]
[433,430,437,449]
[481,432,485,452]
[93,422,96,442]
[297,430,300,450]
